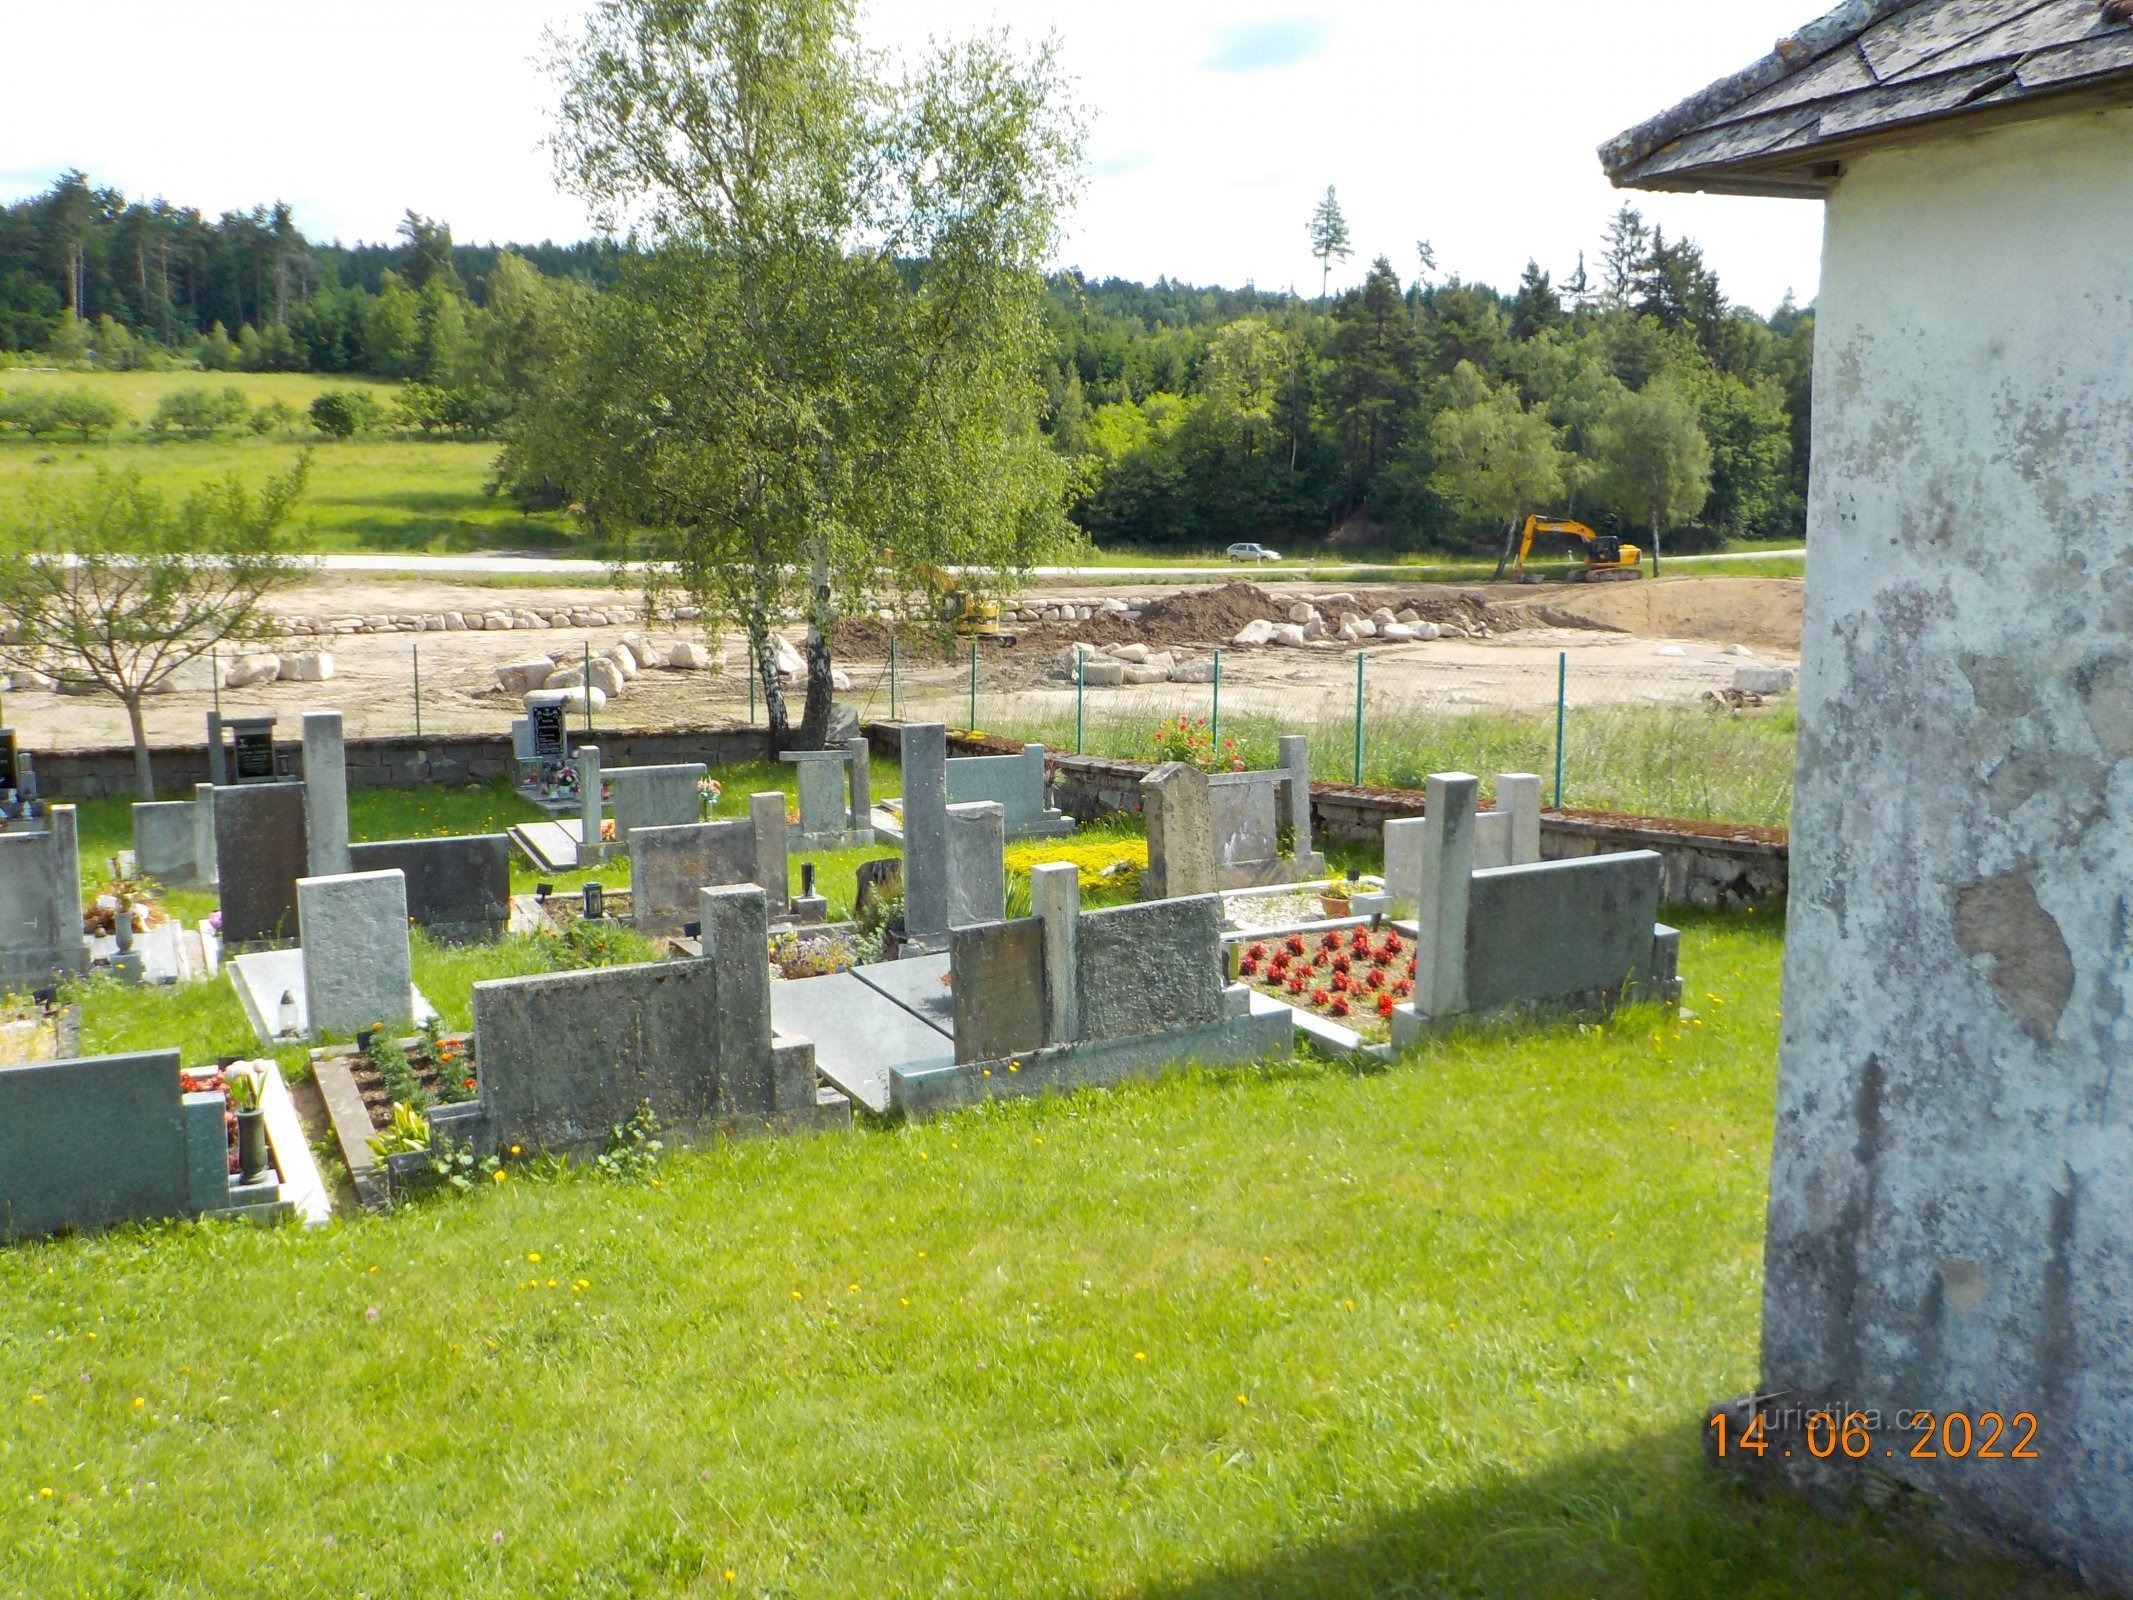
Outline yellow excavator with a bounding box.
[1498,516,1645,583]
[920,565,1002,637]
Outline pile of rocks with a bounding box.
[1231,595,1471,649]
[1064,642,1218,688]
[278,602,702,637]
[497,633,705,712]
[998,596,1141,626]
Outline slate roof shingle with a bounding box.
[1602,0,2133,195]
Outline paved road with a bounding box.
[308,549,1807,579]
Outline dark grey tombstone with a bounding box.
[1074,894,1226,1043]
[1463,853,1662,1014]
[212,782,309,944]
[951,918,1047,1065]
[348,835,512,943]
[0,1050,187,1241]
[630,820,759,933]
[474,959,759,1154]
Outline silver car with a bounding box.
[1226,542,1281,563]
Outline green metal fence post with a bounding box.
[1075,648,1085,754]
[1211,648,1222,747]
[1554,650,1568,807]
[888,636,898,721]
[412,642,422,741]
[1352,651,1366,785]
[968,640,978,732]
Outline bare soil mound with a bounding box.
[1501,576,1803,652]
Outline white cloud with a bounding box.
[0,0,1826,313]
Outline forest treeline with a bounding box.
[0,171,1811,552]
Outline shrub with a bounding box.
[310,389,384,439]
[1151,715,1244,774]
[149,385,249,439]
[0,387,124,440]
[248,400,297,435]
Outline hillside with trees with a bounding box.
[0,172,1812,554]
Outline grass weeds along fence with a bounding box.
[0,914,2083,1598]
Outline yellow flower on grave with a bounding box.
[1236,1394,1249,1406]
[131,1397,144,1410]
[38,1487,52,1499]
[574,1279,589,1292]
[509,1145,522,1157]
[492,1169,507,1184]
[28,1394,41,1404]
[527,1252,541,1264]
[1133,1352,1146,1362]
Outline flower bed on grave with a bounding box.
[770,929,858,979]
[1234,927,1416,1044]
[0,994,70,1066]
[338,1021,480,1131]
[176,1066,280,1179]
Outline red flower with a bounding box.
[1238,958,1260,978]
[1246,943,1268,961]
[1364,969,1383,991]
[1284,936,1307,957]
[1350,928,1372,952]
[1371,948,1394,968]
[1319,931,1341,952]
[1393,978,1414,998]
[1269,952,1290,974]
[1406,958,1418,978]
[1311,987,1330,1007]
[1331,954,1351,976]
[1329,997,1352,1019]
[1377,992,1395,1018]
[1287,975,1308,995]
[1382,933,1403,955]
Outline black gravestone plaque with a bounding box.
[0,730,16,794]
[530,703,567,762]
[229,718,278,782]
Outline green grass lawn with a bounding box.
[0,914,2081,1598]
[0,369,586,555]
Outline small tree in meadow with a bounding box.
[0,461,313,798]
[309,390,383,439]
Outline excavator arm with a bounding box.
[1506,516,1643,583]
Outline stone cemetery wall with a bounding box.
[212,783,310,945]
[0,806,85,986]
[297,869,415,1037]
[0,1048,212,1241]
[348,835,511,943]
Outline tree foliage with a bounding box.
[0,462,311,797]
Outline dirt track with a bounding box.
[1,573,1803,751]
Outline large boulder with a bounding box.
[586,657,629,697]
[1109,642,1151,665]
[496,657,555,695]
[282,651,336,683]
[1732,665,1797,695]
[666,642,711,670]
[1080,657,1127,687]
[1270,624,1309,648]
[1170,658,1216,684]
[544,664,587,691]
[602,646,640,681]
[772,635,806,678]
[1288,602,1318,624]
[552,685,607,713]
[1231,619,1277,647]
[224,655,281,688]
[1378,623,1419,643]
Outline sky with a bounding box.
[0,0,1829,315]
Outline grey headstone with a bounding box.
[576,745,603,864]
[0,807,85,987]
[749,792,789,913]
[1278,735,1314,858]
[607,762,703,849]
[1498,773,1543,865]
[302,711,351,877]
[846,736,872,836]
[1384,816,1427,919]
[1075,895,1225,1043]
[1464,854,1661,1014]
[631,820,757,933]
[1030,861,1081,1044]
[946,744,1070,839]
[951,917,1046,1065]
[1140,763,1216,900]
[133,801,198,885]
[701,884,799,1112]
[213,783,309,944]
[945,801,1006,929]
[900,724,950,940]
[0,1049,189,1241]
[1209,772,1279,877]
[474,959,753,1153]
[348,835,511,943]
[192,783,218,887]
[1411,773,1479,1019]
[781,751,849,848]
[298,869,415,1038]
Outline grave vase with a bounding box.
[236,1107,270,1186]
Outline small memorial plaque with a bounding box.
[229,718,278,783]
[530,703,567,762]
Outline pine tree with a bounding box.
[1307,187,1352,301]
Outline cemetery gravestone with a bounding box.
[213,783,309,944]
[781,749,865,850]
[900,724,950,941]
[0,1049,190,1241]
[946,743,1071,840]
[302,712,351,878]
[297,869,415,1038]
[228,717,278,783]
[0,806,85,986]
[748,792,790,914]
[945,802,1006,930]
[348,835,511,943]
[1140,763,1217,900]
[1075,895,1226,1042]
[950,918,1047,1064]
[631,820,758,933]
[191,783,218,888]
[132,801,199,885]
[607,763,704,850]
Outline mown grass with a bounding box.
[0,369,585,555]
[0,915,2083,1598]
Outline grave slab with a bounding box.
[133,801,198,884]
[630,820,757,933]
[900,724,950,940]
[1141,763,1217,900]
[946,744,1071,840]
[769,970,953,1114]
[302,711,351,877]
[229,947,434,1045]
[945,801,1006,929]
[852,950,956,1033]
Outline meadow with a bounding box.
[0,369,582,555]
